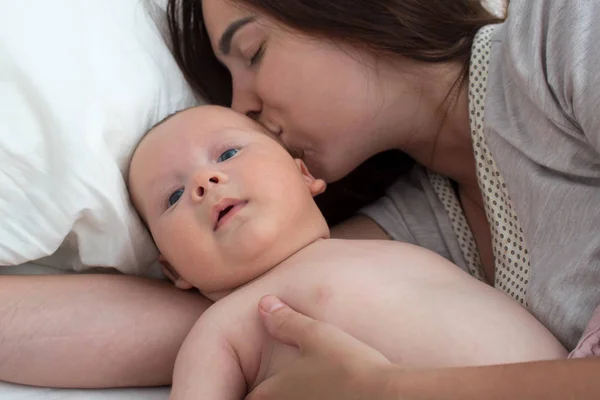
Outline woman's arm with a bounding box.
[0,274,211,388]
[384,358,600,400]
[248,296,600,400]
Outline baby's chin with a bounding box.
[195,264,271,302]
[196,255,284,302]
[202,289,233,302]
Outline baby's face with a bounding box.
[129,106,327,296]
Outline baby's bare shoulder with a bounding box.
[286,239,458,275]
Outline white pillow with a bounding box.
[0,0,200,275]
[483,0,507,17]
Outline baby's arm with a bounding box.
[170,314,247,400]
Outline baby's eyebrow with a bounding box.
[145,175,175,209]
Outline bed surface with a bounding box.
[0,381,169,400]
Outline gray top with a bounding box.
[362,0,600,350]
[361,165,468,272]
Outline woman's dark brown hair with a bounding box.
[166,0,503,225]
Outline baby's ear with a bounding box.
[158,254,194,291]
[295,159,326,197]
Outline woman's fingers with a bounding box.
[258,295,324,351]
[258,295,390,360]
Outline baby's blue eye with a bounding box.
[218,148,239,162]
[168,189,184,207]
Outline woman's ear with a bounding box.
[295,159,326,197]
[158,254,194,290]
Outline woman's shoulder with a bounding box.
[483,0,600,351]
[484,0,600,157]
[490,0,600,127]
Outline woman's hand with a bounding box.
[245,295,396,400]
[246,296,600,400]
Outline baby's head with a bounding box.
[129,106,329,299]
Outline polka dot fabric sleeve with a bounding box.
[469,25,531,305]
[429,25,532,306]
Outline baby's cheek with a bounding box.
[154,219,193,260]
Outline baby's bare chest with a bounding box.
[224,241,470,387]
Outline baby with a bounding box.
[128,106,566,399]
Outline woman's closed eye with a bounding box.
[248,43,265,66]
[168,188,184,207]
[246,43,265,67]
[218,148,239,162]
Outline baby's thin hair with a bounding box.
[127,108,188,179]
[138,106,307,164]
[147,107,192,134]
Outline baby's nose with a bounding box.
[191,171,224,201]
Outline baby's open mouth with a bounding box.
[212,199,248,231]
[218,205,234,222]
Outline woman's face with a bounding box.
[202,0,423,182]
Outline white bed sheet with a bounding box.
[0,262,170,399]
[0,381,169,400]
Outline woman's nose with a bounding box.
[231,81,262,118]
[190,170,228,201]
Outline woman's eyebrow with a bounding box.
[219,16,256,55]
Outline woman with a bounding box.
[166,0,600,398]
